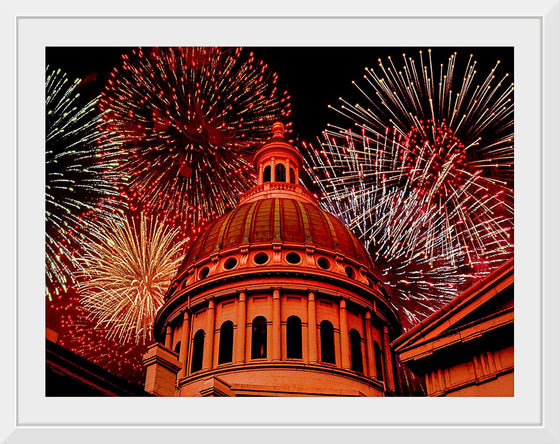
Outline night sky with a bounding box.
[46,46,513,142]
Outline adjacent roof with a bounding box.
[392,257,514,365]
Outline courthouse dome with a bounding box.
[145,122,403,398]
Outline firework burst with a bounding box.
[46,66,123,300]
[77,214,187,345]
[303,50,513,327]
[98,47,292,236]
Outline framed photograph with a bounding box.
[5,1,560,443]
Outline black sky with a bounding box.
[46,46,513,142]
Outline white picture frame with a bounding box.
[4,1,560,443]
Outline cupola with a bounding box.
[253,122,303,186]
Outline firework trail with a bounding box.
[77,214,187,345]
[46,66,124,301]
[98,47,292,237]
[303,50,513,327]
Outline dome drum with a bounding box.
[157,270,399,339]
[151,282,399,397]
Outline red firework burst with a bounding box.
[98,47,292,238]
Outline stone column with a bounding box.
[203,299,215,370]
[236,291,247,364]
[307,292,318,363]
[177,311,190,379]
[272,288,281,361]
[339,299,351,369]
[164,325,172,349]
[364,311,375,378]
[382,325,396,392]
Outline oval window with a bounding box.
[199,266,210,279]
[345,266,355,279]
[317,257,330,270]
[224,257,238,270]
[286,252,301,264]
[253,252,269,265]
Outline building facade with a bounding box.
[143,123,404,396]
[392,258,514,396]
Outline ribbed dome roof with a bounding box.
[181,197,374,270]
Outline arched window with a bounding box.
[286,316,302,359]
[275,163,286,182]
[174,341,181,355]
[320,320,335,364]
[349,329,363,373]
[289,167,296,184]
[191,329,205,373]
[374,341,384,381]
[218,321,234,364]
[251,316,267,359]
[263,165,271,182]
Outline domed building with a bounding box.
[142,122,404,397]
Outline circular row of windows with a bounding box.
[196,251,360,282]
